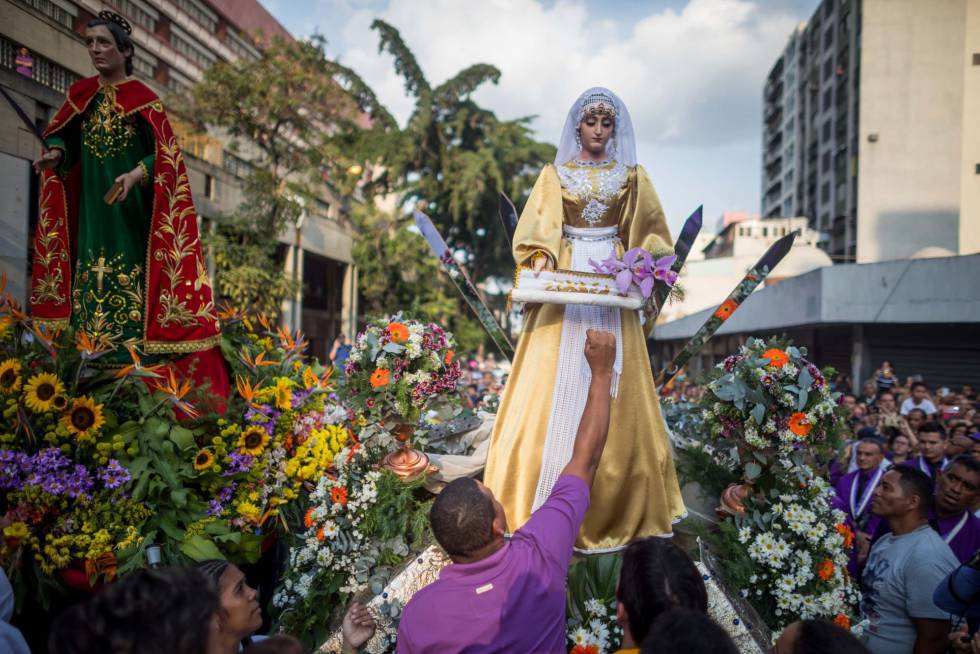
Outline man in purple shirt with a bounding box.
[903,422,949,481]
[833,437,887,577]
[396,330,616,654]
[934,455,980,563]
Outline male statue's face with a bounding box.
[86,25,128,77]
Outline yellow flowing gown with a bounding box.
[483,160,686,553]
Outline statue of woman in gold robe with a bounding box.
[483,87,686,553]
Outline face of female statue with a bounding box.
[85,25,129,77]
[578,113,615,159]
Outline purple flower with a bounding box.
[590,248,677,299]
[207,499,224,517]
[98,459,131,489]
[0,450,29,491]
[222,450,254,476]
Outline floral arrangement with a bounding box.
[272,433,432,648]
[589,247,677,300]
[0,274,341,606]
[344,315,462,430]
[670,337,857,632]
[698,338,846,491]
[565,554,624,654]
[728,462,859,630]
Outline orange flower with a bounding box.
[714,299,737,320]
[788,411,813,437]
[331,486,348,506]
[833,614,851,630]
[762,348,789,368]
[304,508,316,529]
[570,646,599,654]
[444,350,454,365]
[836,523,855,549]
[369,368,390,389]
[316,525,326,542]
[387,322,409,343]
[817,559,835,581]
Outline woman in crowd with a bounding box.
[612,537,708,654]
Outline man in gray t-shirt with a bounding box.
[861,467,958,654]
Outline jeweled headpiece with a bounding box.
[578,91,617,121]
[98,10,133,35]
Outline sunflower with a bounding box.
[193,449,215,471]
[387,322,409,344]
[273,377,294,410]
[238,426,270,456]
[0,359,22,394]
[788,411,813,437]
[52,395,68,411]
[369,368,390,389]
[61,396,106,439]
[762,348,789,368]
[23,372,64,412]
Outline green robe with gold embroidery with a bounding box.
[46,88,154,362]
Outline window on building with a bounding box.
[176,0,217,32]
[973,53,980,66]
[824,27,834,49]
[203,174,214,199]
[1,35,80,94]
[132,52,156,78]
[823,88,833,111]
[762,227,769,237]
[110,0,157,32]
[16,0,75,30]
[171,25,217,69]
[823,57,833,81]
[166,67,193,94]
[224,153,254,179]
[314,198,330,216]
[226,30,260,61]
[822,119,832,141]
[821,182,831,203]
[821,151,830,172]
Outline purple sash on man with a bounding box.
[902,455,949,480]
[833,467,885,576]
[936,510,980,564]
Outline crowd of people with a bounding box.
[10,345,979,653]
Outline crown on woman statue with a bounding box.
[579,92,617,120]
[98,10,133,35]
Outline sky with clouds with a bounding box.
[262,0,818,235]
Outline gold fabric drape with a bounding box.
[484,161,685,553]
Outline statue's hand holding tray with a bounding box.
[510,267,645,310]
[104,180,125,205]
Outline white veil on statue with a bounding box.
[554,86,637,167]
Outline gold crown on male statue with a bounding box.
[579,93,617,120]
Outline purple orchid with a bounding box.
[589,247,678,299]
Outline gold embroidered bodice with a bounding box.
[556,159,631,228]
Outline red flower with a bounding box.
[834,614,851,630]
[570,646,599,654]
[789,412,813,437]
[331,486,348,506]
[304,508,315,529]
[714,299,737,320]
[762,348,789,368]
[817,559,835,581]
[370,368,390,389]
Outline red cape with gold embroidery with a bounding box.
[30,77,220,355]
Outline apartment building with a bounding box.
[760,0,980,264]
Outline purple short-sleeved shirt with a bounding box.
[396,474,590,653]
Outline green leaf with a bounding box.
[179,534,226,562]
[745,462,762,480]
[751,403,766,425]
[169,425,196,451]
[786,346,801,359]
[797,388,809,411]
[382,342,405,354]
[798,367,813,390]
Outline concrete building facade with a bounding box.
[0,0,358,361]
[761,0,980,264]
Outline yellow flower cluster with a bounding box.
[285,424,348,481]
